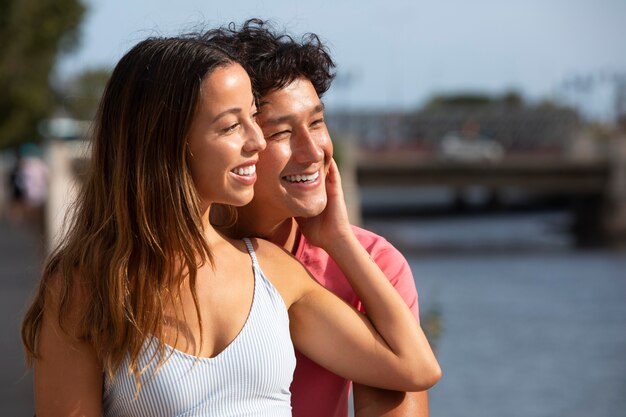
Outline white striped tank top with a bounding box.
[102,238,296,417]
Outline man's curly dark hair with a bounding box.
[203,19,336,99]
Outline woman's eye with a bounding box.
[223,123,240,133]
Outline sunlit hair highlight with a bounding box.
[204,18,336,100]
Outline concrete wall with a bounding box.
[45,140,89,251]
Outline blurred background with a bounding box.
[1,0,625,416]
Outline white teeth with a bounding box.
[232,165,256,176]
[284,171,320,183]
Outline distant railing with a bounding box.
[356,155,610,192]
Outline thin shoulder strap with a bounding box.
[242,238,259,268]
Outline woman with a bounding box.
[21,33,440,417]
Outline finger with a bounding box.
[325,158,332,176]
[326,159,341,185]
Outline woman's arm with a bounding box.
[299,159,440,390]
[33,278,102,417]
[353,385,429,417]
[257,162,441,392]
[275,241,440,392]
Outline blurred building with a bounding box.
[326,102,582,156]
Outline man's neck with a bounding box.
[236,210,301,254]
[267,218,301,254]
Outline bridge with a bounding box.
[344,139,626,246]
[356,155,608,192]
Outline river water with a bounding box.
[363,212,626,417]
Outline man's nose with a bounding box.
[292,129,324,163]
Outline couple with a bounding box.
[21,20,440,417]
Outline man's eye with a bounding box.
[311,118,324,127]
[268,130,290,140]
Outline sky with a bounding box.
[56,0,626,120]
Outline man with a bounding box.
[208,20,432,417]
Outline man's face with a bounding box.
[251,78,333,222]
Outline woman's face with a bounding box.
[187,63,265,211]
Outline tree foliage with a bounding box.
[58,67,111,121]
[0,0,85,149]
[425,90,525,109]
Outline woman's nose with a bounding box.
[245,122,266,153]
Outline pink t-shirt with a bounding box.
[291,225,420,417]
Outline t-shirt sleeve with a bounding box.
[364,240,420,324]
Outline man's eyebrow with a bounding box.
[312,102,325,115]
[261,102,326,126]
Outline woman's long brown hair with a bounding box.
[21,35,236,388]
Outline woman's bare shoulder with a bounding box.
[246,238,316,305]
[40,268,92,335]
[251,238,313,272]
